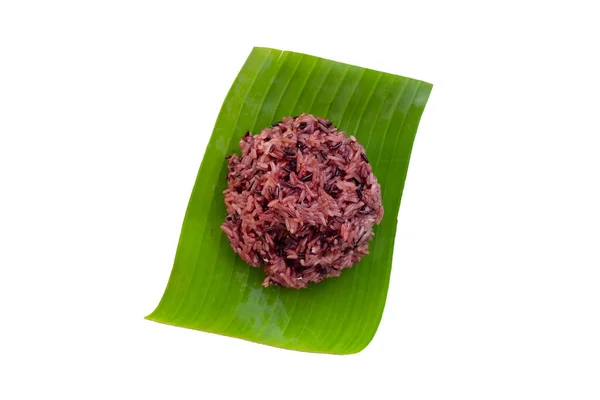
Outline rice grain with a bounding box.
[221,114,384,289]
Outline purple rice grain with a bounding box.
[301,173,313,182]
[221,114,384,289]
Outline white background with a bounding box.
[1,1,599,399]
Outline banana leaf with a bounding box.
[146,47,432,354]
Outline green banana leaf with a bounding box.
[146,47,432,354]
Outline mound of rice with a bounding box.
[221,114,384,289]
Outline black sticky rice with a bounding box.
[221,114,384,289]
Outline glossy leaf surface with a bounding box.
[147,47,432,354]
